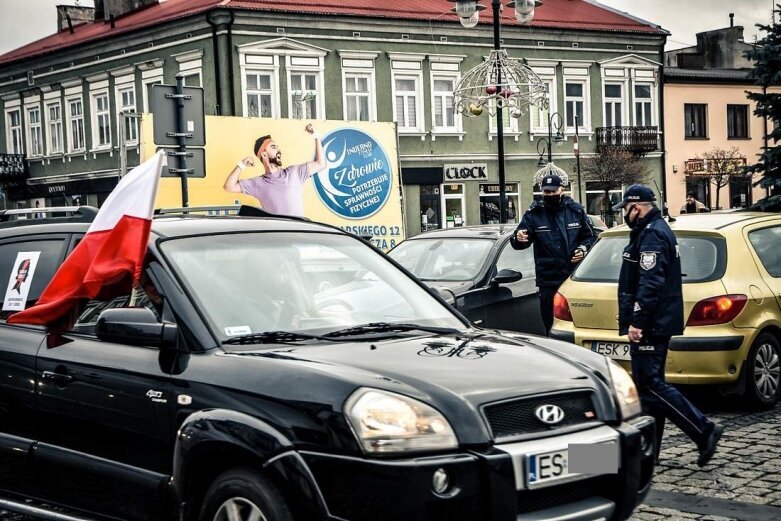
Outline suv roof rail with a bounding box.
[154,205,311,222]
[0,206,98,227]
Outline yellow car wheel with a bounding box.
[745,332,781,409]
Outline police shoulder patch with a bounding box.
[639,251,657,270]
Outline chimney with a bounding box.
[57,5,96,32]
[729,13,734,27]
[95,0,157,23]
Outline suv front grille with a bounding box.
[484,392,597,440]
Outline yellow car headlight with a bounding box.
[607,359,642,420]
[345,389,458,454]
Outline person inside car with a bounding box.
[510,174,597,335]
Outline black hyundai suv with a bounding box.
[0,206,655,521]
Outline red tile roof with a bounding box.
[0,0,665,67]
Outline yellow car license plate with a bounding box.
[591,341,631,360]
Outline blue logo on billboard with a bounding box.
[313,128,392,219]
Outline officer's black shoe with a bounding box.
[697,424,724,467]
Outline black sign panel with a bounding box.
[151,84,206,147]
[158,147,206,179]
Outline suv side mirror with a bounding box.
[491,268,522,285]
[97,308,177,348]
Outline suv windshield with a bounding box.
[572,234,727,283]
[388,238,493,281]
[160,232,465,341]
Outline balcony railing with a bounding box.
[596,126,659,155]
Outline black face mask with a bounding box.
[625,206,640,228]
[543,194,562,207]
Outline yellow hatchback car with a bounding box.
[550,212,781,408]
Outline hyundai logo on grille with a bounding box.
[534,404,565,425]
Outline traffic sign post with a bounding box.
[151,78,206,207]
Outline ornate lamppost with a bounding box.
[450,0,547,223]
[534,111,569,187]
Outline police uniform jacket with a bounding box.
[510,197,597,288]
[617,207,684,338]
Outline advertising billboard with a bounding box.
[141,116,404,251]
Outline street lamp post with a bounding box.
[451,0,547,223]
[575,114,583,203]
[533,111,568,188]
[535,111,564,166]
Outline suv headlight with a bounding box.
[345,388,458,454]
[607,359,642,420]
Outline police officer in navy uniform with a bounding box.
[511,174,596,335]
[614,184,723,467]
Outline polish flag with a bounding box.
[9,151,166,327]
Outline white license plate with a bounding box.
[527,448,569,486]
[591,341,631,360]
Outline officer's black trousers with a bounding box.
[630,339,714,457]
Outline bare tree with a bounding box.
[699,147,744,210]
[581,148,650,225]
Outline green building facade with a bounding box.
[0,1,667,235]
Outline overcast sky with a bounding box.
[0,0,776,56]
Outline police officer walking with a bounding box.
[511,174,596,335]
[613,184,723,467]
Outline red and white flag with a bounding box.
[9,151,166,327]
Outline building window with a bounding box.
[26,106,43,157]
[5,108,23,154]
[727,104,749,139]
[530,78,555,133]
[66,97,85,152]
[284,54,325,120]
[684,103,707,138]
[341,52,377,122]
[245,71,276,118]
[565,81,586,130]
[289,72,319,119]
[46,101,63,155]
[634,84,653,126]
[182,73,201,87]
[431,74,458,132]
[419,185,441,231]
[489,105,520,135]
[343,74,372,121]
[118,86,137,143]
[175,51,203,88]
[91,92,111,149]
[393,75,423,131]
[479,183,519,224]
[603,83,623,127]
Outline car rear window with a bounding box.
[572,235,726,283]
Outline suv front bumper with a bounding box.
[301,415,655,521]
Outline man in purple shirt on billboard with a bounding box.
[223,123,326,217]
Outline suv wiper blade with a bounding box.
[323,322,460,338]
[223,331,333,345]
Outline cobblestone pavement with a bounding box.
[631,391,781,521]
[2,393,779,520]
